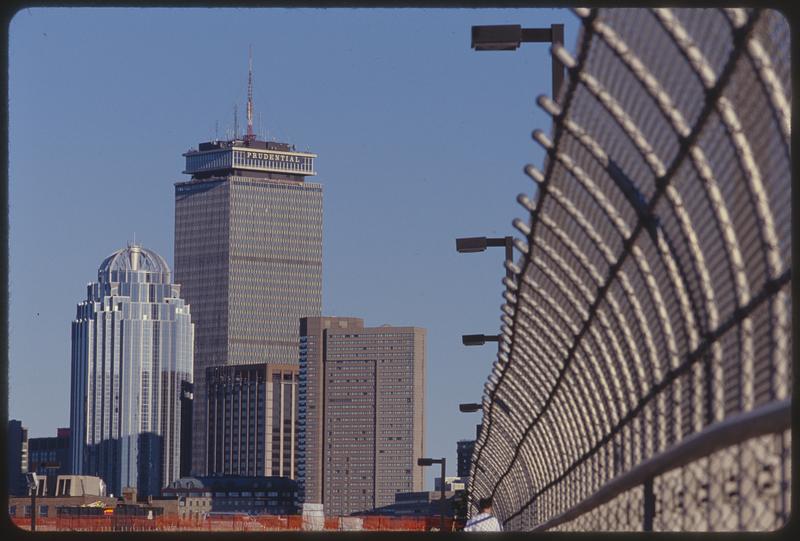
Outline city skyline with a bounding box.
[5,7,791,532]
[8,7,578,489]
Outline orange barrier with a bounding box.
[10,517,61,531]
[12,513,455,531]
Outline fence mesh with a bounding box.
[468,7,790,532]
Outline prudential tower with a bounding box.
[174,50,323,476]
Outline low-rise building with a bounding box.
[365,491,458,517]
[162,476,298,516]
[434,476,466,492]
[8,495,117,519]
[24,474,107,498]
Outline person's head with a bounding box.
[478,497,493,513]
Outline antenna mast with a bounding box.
[245,45,255,142]
[233,104,239,140]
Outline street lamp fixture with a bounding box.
[417,457,447,532]
[471,23,566,102]
[456,236,514,279]
[459,403,482,413]
[462,334,500,346]
[26,472,39,532]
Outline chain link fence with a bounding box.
[468,7,790,532]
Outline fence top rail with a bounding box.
[532,398,791,531]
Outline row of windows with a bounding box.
[230,175,321,190]
[330,334,413,339]
[10,505,48,517]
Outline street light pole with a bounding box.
[471,23,566,103]
[459,403,482,413]
[439,458,446,532]
[456,236,514,279]
[549,24,565,102]
[31,486,36,532]
[26,473,38,532]
[417,457,447,532]
[461,334,500,347]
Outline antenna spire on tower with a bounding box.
[233,103,239,140]
[245,44,255,142]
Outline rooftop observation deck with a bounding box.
[183,138,317,179]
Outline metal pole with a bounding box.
[31,485,36,532]
[440,458,446,532]
[550,24,565,102]
[643,477,655,531]
[504,236,513,280]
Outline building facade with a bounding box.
[175,137,322,476]
[298,317,425,516]
[8,493,116,521]
[435,476,466,492]
[456,438,476,479]
[70,244,194,496]
[28,427,72,493]
[163,476,298,515]
[179,382,193,478]
[6,420,29,496]
[205,363,299,477]
[369,491,459,518]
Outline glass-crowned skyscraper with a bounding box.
[70,244,194,496]
[175,96,322,474]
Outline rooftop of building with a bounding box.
[165,475,297,492]
[192,138,296,153]
[98,244,170,276]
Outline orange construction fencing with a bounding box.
[11,516,60,531]
[12,513,454,531]
[253,514,291,530]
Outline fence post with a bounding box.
[643,477,655,531]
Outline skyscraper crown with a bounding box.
[98,244,169,275]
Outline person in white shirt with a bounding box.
[464,497,503,532]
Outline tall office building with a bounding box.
[457,440,475,479]
[298,317,425,516]
[205,363,299,477]
[175,60,322,476]
[70,244,194,496]
[6,420,29,496]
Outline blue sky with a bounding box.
[8,7,578,489]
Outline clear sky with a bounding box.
[8,7,578,490]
